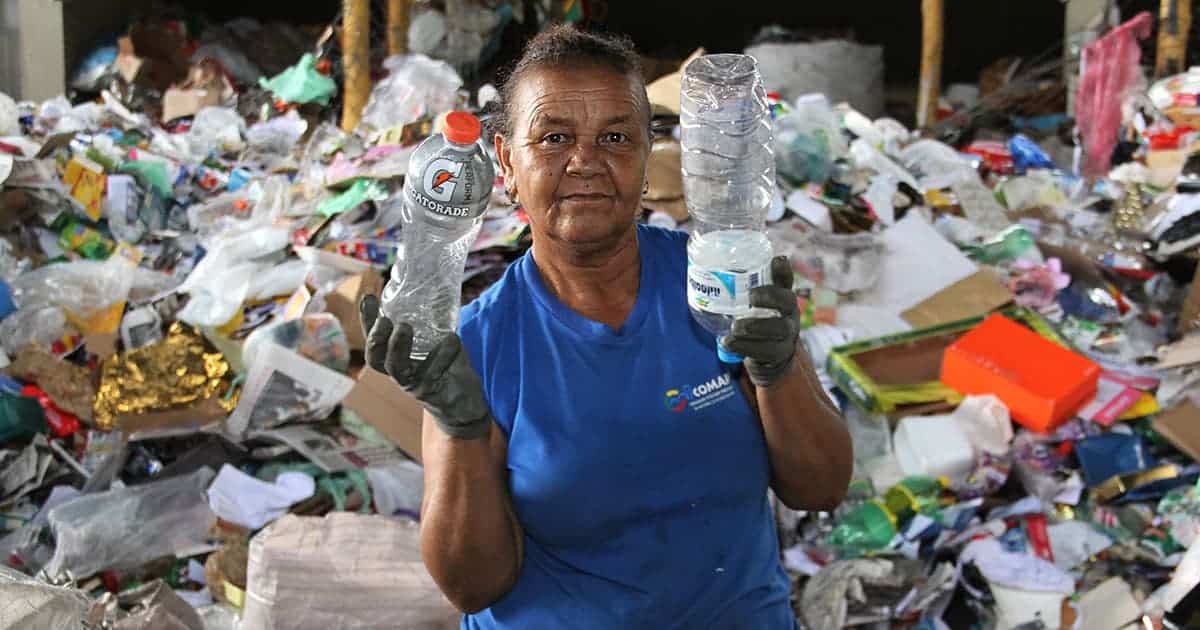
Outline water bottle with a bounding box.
[380,111,494,359]
[680,54,776,362]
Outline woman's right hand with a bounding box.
[359,295,492,440]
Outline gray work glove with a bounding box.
[721,256,800,388]
[359,295,492,440]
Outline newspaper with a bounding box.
[226,342,356,437]
[248,425,404,473]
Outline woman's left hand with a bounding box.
[722,256,799,388]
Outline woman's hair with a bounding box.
[493,24,649,138]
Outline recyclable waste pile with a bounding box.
[0,7,521,630]
[5,5,1200,630]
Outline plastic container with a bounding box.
[380,111,493,359]
[680,54,776,361]
[893,414,975,484]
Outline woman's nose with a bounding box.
[564,141,604,177]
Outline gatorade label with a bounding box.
[687,263,770,316]
[408,156,480,219]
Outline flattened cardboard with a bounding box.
[342,368,424,463]
[1153,400,1200,461]
[116,396,228,434]
[902,270,1012,329]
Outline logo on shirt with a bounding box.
[664,372,737,413]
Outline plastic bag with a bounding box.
[189,107,246,158]
[11,257,135,333]
[247,110,308,156]
[898,139,974,191]
[0,305,67,355]
[773,94,844,185]
[359,54,462,136]
[44,467,216,579]
[258,53,337,106]
[176,226,290,327]
[365,460,425,519]
[0,92,18,136]
[1076,12,1153,178]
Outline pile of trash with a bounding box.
[5,6,1200,629]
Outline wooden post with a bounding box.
[387,0,410,57]
[917,0,944,129]
[342,0,371,132]
[1155,0,1192,79]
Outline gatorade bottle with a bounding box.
[380,111,494,359]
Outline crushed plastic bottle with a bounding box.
[380,111,493,359]
[680,54,776,362]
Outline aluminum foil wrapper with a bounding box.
[93,323,239,431]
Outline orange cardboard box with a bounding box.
[940,314,1100,433]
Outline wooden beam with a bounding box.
[387,0,410,57]
[1155,0,1192,79]
[918,0,944,129]
[342,0,371,132]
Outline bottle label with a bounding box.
[408,156,481,219]
[687,263,771,316]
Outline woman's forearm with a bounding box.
[420,413,523,613]
[757,353,853,511]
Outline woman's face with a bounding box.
[496,65,650,255]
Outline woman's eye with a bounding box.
[542,133,569,144]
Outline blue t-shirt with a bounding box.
[458,225,794,630]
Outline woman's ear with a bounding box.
[494,133,514,180]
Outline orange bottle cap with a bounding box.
[443,111,482,145]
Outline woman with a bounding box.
[359,25,853,629]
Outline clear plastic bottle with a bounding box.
[680,54,776,362]
[380,111,494,359]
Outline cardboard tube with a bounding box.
[342,0,371,132]
[918,0,944,129]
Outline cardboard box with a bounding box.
[827,307,1065,418]
[941,314,1100,433]
[324,271,385,351]
[342,368,424,463]
[1152,401,1200,462]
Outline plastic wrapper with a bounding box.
[365,460,425,519]
[44,467,216,579]
[0,565,97,630]
[800,558,895,630]
[359,54,462,137]
[242,513,459,630]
